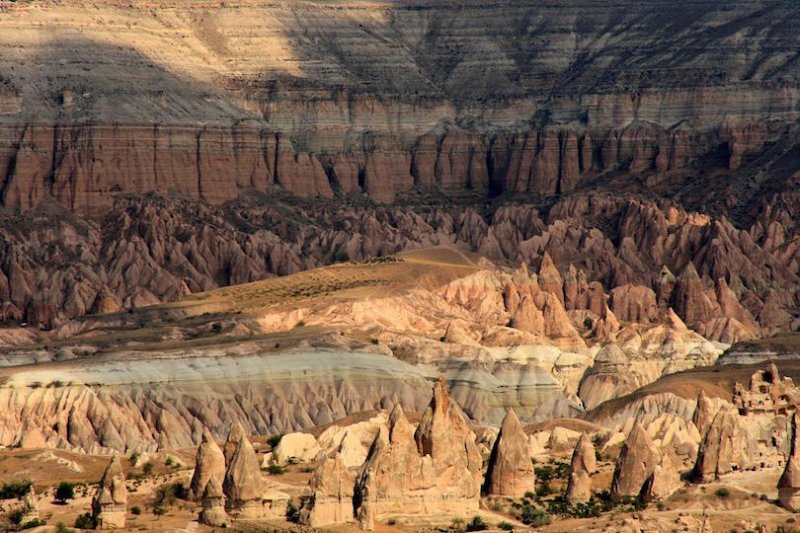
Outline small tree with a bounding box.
[55,481,75,504]
[466,515,488,531]
[74,513,97,530]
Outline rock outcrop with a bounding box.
[300,450,355,527]
[354,380,481,530]
[778,414,800,511]
[610,422,659,500]
[691,407,743,483]
[733,363,800,416]
[483,409,536,497]
[692,390,716,436]
[223,431,264,519]
[19,487,39,525]
[273,432,321,465]
[199,478,230,528]
[223,422,247,465]
[640,454,681,502]
[190,429,226,500]
[91,455,127,529]
[565,433,596,503]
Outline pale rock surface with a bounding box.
[190,428,226,500]
[316,412,387,469]
[547,426,582,453]
[300,450,355,527]
[223,421,246,465]
[262,489,291,520]
[273,432,321,465]
[692,389,717,437]
[566,433,596,503]
[483,409,536,497]
[691,407,743,483]
[199,478,230,528]
[610,422,659,499]
[354,380,481,530]
[778,413,800,511]
[20,486,39,524]
[91,455,127,529]
[223,432,264,518]
[640,454,681,501]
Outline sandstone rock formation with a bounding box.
[354,380,481,530]
[0,0,795,341]
[565,433,596,503]
[483,409,536,497]
[610,422,659,500]
[300,450,355,527]
[199,478,230,528]
[91,455,127,529]
[691,407,743,483]
[19,486,39,525]
[223,431,264,518]
[190,429,226,500]
[223,422,247,465]
[778,413,800,511]
[640,454,681,502]
[692,390,717,437]
[273,432,321,465]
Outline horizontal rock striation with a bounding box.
[0,119,782,211]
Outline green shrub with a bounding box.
[20,518,44,529]
[55,481,75,503]
[520,506,551,527]
[285,501,300,523]
[714,487,730,499]
[267,434,283,448]
[74,513,97,530]
[535,482,554,497]
[334,251,351,263]
[465,515,488,531]
[0,480,33,500]
[153,482,188,509]
[8,508,25,525]
[497,522,514,531]
[142,462,154,475]
[55,523,74,533]
[265,464,285,475]
[534,460,570,483]
[131,505,142,515]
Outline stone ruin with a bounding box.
[733,362,799,417]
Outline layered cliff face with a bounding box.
[1,0,800,213]
[0,0,798,331]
